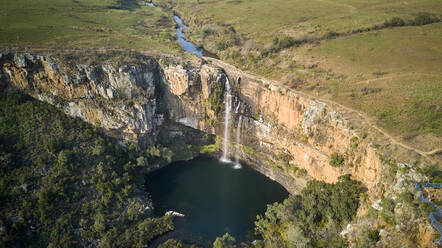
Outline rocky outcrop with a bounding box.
[1,51,434,194]
[0,52,164,144]
[162,59,382,194]
[1,50,438,246]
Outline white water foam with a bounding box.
[234,114,243,169]
[220,76,232,163]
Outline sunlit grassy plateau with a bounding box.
[1,0,441,151]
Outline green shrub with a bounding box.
[200,144,219,154]
[255,175,362,246]
[329,153,345,167]
[416,164,442,182]
[357,229,380,248]
[209,80,224,115]
[202,27,214,38]
[411,13,440,26]
[158,239,186,248]
[362,132,368,139]
[213,233,237,248]
[384,17,405,27]
[253,109,261,119]
[380,198,395,224]
[278,36,297,49]
[242,145,256,156]
[277,151,293,164]
[397,191,414,203]
[269,36,298,53]
[351,137,359,149]
[323,31,339,39]
[421,202,435,215]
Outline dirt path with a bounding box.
[206,57,441,162]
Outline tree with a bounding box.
[93,212,106,234]
[213,233,237,248]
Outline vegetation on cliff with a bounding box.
[0,90,174,247]
[204,176,362,248]
[253,175,362,248]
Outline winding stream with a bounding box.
[147,3,204,57]
[173,15,203,57]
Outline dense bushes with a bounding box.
[213,233,237,248]
[0,90,173,247]
[416,164,442,183]
[329,153,346,167]
[254,175,362,247]
[261,36,299,56]
[384,13,440,28]
[384,17,406,27]
[209,80,224,115]
[158,239,196,248]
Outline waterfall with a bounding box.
[235,101,241,114]
[234,115,243,169]
[220,76,232,163]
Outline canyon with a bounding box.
[0,50,438,246]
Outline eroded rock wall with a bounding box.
[0,52,164,145]
[1,51,433,197]
[162,59,385,194]
[1,51,437,247]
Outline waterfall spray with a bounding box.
[234,115,243,169]
[220,76,232,163]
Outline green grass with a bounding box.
[1,0,440,150]
[0,0,180,53]
[309,23,442,76]
[160,0,441,44]
[297,24,442,149]
[158,0,442,151]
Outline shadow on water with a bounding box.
[107,0,141,11]
[145,156,289,247]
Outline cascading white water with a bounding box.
[220,76,232,163]
[234,115,243,169]
[235,101,241,114]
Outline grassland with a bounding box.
[0,0,181,54]
[156,0,442,152]
[0,0,441,151]
[296,23,442,150]
[158,0,442,44]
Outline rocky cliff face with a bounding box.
[1,50,438,246]
[0,51,433,193]
[160,57,438,247]
[0,52,165,145]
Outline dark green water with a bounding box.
[145,156,289,245]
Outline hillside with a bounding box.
[0,0,441,247]
[156,0,442,154]
[1,0,441,153]
[0,89,174,247]
[0,0,179,54]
